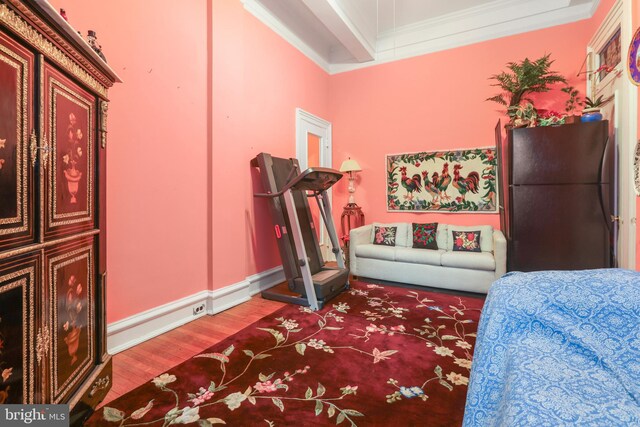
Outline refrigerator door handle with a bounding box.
[598,184,611,231]
[599,122,618,267]
[598,135,612,231]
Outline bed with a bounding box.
[463,268,640,426]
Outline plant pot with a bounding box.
[581,109,602,122]
[564,114,581,124]
[64,326,81,365]
[63,167,82,203]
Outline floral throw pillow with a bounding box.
[373,226,397,246]
[452,230,481,252]
[412,223,438,250]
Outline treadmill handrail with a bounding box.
[253,167,343,198]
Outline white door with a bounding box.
[295,108,335,261]
[586,0,637,269]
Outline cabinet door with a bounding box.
[0,254,38,404]
[43,64,96,239]
[44,238,95,404]
[0,33,34,250]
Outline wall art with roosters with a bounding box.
[387,148,498,212]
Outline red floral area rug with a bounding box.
[86,281,484,426]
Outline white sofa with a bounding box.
[349,223,507,294]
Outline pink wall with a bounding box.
[211,1,330,287]
[329,2,617,230]
[48,0,210,322]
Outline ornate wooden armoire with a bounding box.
[0,0,120,424]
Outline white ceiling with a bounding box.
[241,0,600,74]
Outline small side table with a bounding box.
[340,203,365,269]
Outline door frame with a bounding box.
[587,0,637,269]
[295,108,334,260]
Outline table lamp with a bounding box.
[339,158,362,204]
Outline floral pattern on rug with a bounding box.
[89,281,483,427]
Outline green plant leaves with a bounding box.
[487,53,567,112]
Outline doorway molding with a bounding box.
[587,0,637,269]
[295,108,332,170]
[295,108,334,260]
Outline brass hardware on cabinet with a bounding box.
[29,130,52,168]
[35,326,51,364]
[99,100,108,149]
[0,136,5,169]
[30,130,37,166]
[41,133,50,169]
[88,375,110,398]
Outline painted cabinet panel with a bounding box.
[0,254,38,404]
[45,239,95,404]
[0,32,34,250]
[43,64,96,239]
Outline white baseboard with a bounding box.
[106,266,284,354]
[247,265,285,295]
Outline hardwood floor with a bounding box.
[100,295,286,406]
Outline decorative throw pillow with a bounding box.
[412,223,438,250]
[452,230,481,252]
[373,226,397,246]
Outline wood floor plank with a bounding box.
[98,295,286,406]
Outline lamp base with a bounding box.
[347,175,356,204]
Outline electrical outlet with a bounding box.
[193,303,205,315]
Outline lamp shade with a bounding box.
[339,158,362,173]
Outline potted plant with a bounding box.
[509,102,538,128]
[538,110,566,127]
[560,85,583,123]
[487,53,567,126]
[581,95,612,122]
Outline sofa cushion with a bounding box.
[373,225,397,246]
[412,223,439,249]
[441,251,495,271]
[371,223,410,247]
[446,225,494,252]
[395,247,444,266]
[436,224,448,249]
[355,244,396,261]
[452,230,482,252]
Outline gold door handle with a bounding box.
[29,130,52,169]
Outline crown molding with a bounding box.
[241,0,332,73]
[242,0,600,75]
[300,0,374,62]
[331,0,598,74]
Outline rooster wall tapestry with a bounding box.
[387,147,497,212]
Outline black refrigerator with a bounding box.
[496,120,616,272]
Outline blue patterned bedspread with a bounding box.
[463,269,640,427]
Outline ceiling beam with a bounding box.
[300,0,375,63]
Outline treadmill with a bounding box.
[251,153,349,310]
